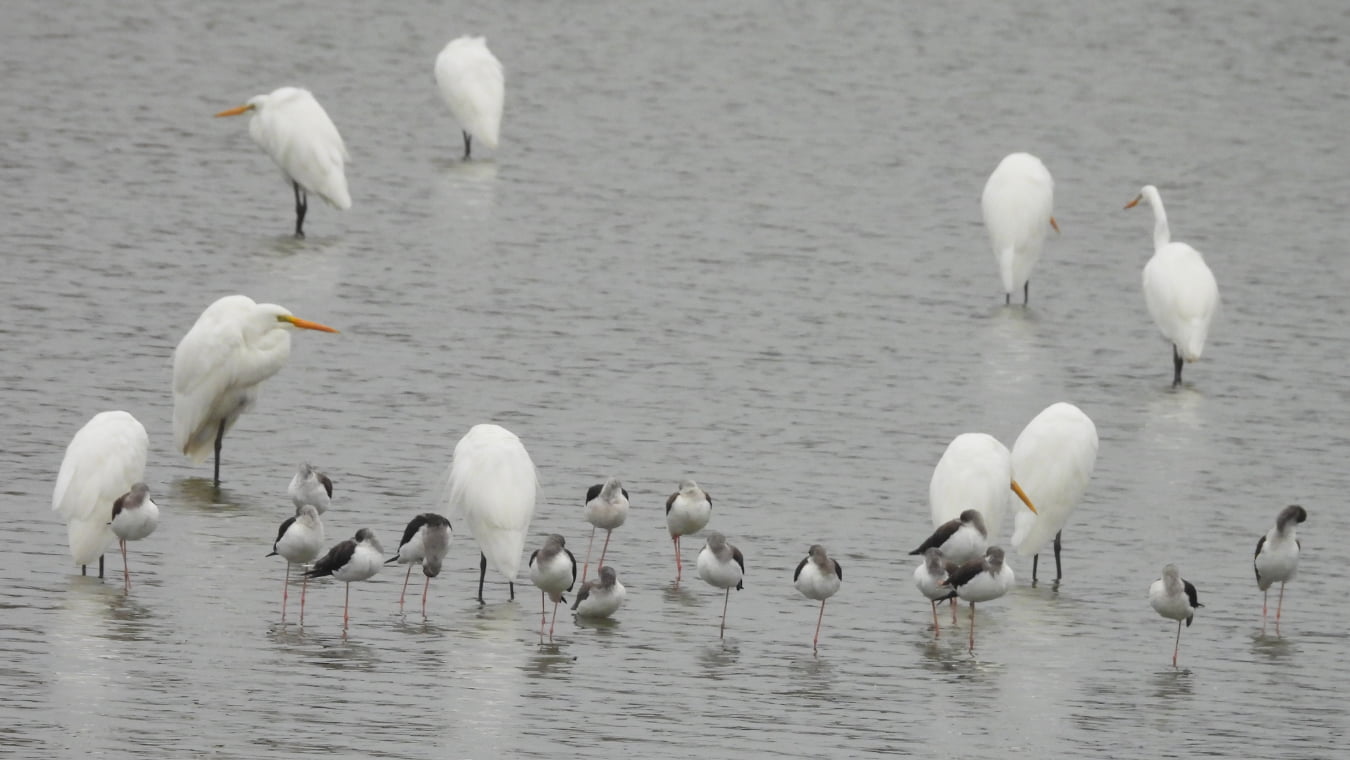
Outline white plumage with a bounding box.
[572,566,627,619]
[52,411,149,570]
[1127,185,1220,385]
[1010,402,1099,577]
[981,152,1057,304]
[929,433,1036,545]
[435,36,505,158]
[445,423,539,601]
[288,462,333,514]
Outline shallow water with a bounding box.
[3,0,1349,757]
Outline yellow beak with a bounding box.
[1124,194,1143,210]
[215,104,255,118]
[280,315,339,333]
[1010,480,1037,514]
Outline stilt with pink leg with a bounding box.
[913,548,958,637]
[109,483,159,593]
[697,532,744,640]
[1149,563,1202,668]
[666,479,712,584]
[1254,505,1306,636]
[942,546,1014,654]
[582,478,629,583]
[306,529,383,634]
[386,513,453,616]
[529,534,577,639]
[268,505,323,621]
[794,544,842,653]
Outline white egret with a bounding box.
[52,411,149,578]
[434,36,505,160]
[913,547,959,635]
[267,504,324,622]
[108,483,159,592]
[697,532,744,639]
[1010,402,1099,583]
[172,295,338,487]
[444,423,539,603]
[572,566,627,619]
[306,529,383,633]
[981,152,1058,305]
[581,477,629,582]
[528,534,577,639]
[942,546,1014,654]
[793,544,843,653]
[666,479,712,583]
[1125,185,1220,387]
[215,86,351,238]
[289,462,333,514]
[1149,564,1202,668]
[386,513,453,616]
[1254,505,1306,635]
[929,433,1037,546]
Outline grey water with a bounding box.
[3,0,1349,757]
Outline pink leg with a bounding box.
[421,576,431,618]
[1261,588,1268,634]
[813,600,826,651]
[539,591,547,638]
[281,563,291,620]
[121,540,130,592]
[549,600,560,638]
[1275,583,1286,635]
[930,600,941,637]
[299,573,308,625]
[720,588,730,639]
[343,583,351,632]
[398,566,412,610]
[1173,621,1181,667]
[581,526,596,584]
[950,597,958,625]
[673,536,683,583]
[968,603,976,653]
[598,530,613,569]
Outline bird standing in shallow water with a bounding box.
[666,479,712,583]
[913,547,959,636]
[53,410,149,579]
[942,546,1014,654]
[306,529,383,633]
[268,504,324,623]
[1254,505,1306,636]
[109,483,159,592]
[215,86,351,238]
[981,152,1059,305]
[1149,563,1202,667]
[582,477,629,582]
[572,565,627,619]
[434,36,505,160]
[289,463,333,514]
[529,534,577,639]
[793,545,842,652]
[697,532,744,639]
[1009,402,1099,584]
[910,509,988,624]
[387,513,453,617]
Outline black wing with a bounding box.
[946,556,986,590]
[528,549,540,569]
[111,491,130,521]
[565,548,578,590]
[833,560,843,582]
[732,546,745,590]
[398,514,431,551]
[1253,535,1266,584]
[665,491,676,514]
[586,483,603,503]
[1183,579,1202,610]
[793,555,808,582]
[305,539,355,578]
[909,519,960,555]
[269,515,298,556]
[571,581,593,610]
[318,472,334,499]
[621,488,630,500]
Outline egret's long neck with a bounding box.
[1148,193,1171,249]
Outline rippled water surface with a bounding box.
[4,1,1350,757]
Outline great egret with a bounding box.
[929,433,1037,546]
[572,566,627,619]
[172,295,338,487]
[52,410,149,577]
[941,546,1014,654]
[267,504,324,623]
[981,152,1059,305]
[793,544,843,653]
[1010,402,1099,583]
[1149,564,1203,668]
[444,423,539,603]
[697,531,744,639]
[913,548,959,635]
[289,462,333,514]
[909,508,988,566]
[386,513,453,616]
[305,529,383,633]
[1125,185,1220,387]
[215,86,351,238]
[108,483,159,592]
[528,534,577,638]
[435,36,505,160]
[666,479,712,583]
[1254,505,1306,635]
[582,477,629,582]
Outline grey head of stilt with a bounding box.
[353,528,383,554]
[597,565,618,588]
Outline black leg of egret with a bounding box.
[1031,554,1039,583]
[509,581,515,601]
[1024,280,1030,306]
[1053,530,1063,581]
[81,564,87,576]
[462,131,472,160]
[1005,292,1011,306]
[293,181,308,238]
[213,419,226,487]
[477,552,487,604]
[1172,344,1183,387]
[99,555,105,579]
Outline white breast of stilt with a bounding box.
[794,560,840,601]
[1149,578,1192,622]
[939,524,987,566]
[1255,531,1299,590]
[110,499,160,542]
[333,541,384,583]
[956,564,1014,603]
[575,580,627,618]
[667,493,711,537]
[585,495,629,531]
[913,561,949,601]
[276,516,324,565]
[396,528,428,565]
[697,547,742,589]
[529,550,574,595]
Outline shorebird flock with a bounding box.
[45,35,1305,662]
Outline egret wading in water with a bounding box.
[697,532,744,639]
[215,87,351,237]
[581,477,629,582]
[1010,402,1099,583]
[929,433,1038,548]
[172,295,338,487]
[529,534,578,639]
[1254,505,1306,635]
[108,483,159,592]
[53,411,149,578]
[913,548,959,636]
[268,504,324,623]
[445,424,539,603]
[434,36,504,160]
[1149,564,1202,667]
[981,152,1058,305]
[1125,185,1220,387]
[793,544,843,652]
[941,546,1014,654]
[386,513,453,616]
[289,462,333,514]
[305,529,383,633]
[666,479,712,583]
